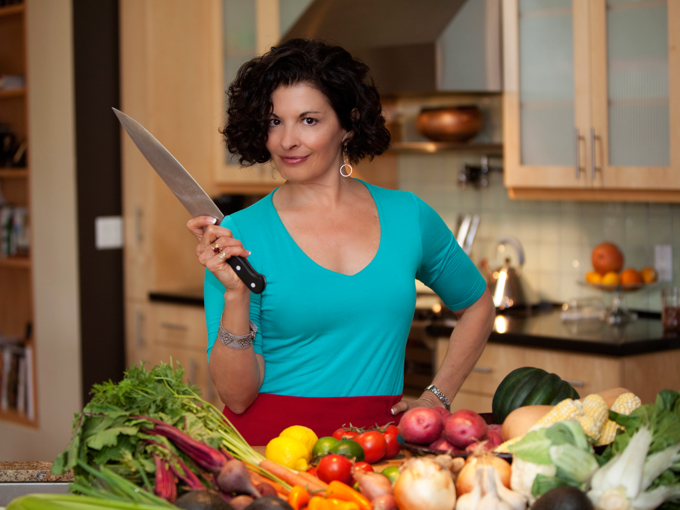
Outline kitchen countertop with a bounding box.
[427,305,678,357]
[0,462,72,483]
[149,289,679,357]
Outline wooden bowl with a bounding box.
[416,105,483,142]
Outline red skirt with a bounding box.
[223,393,403,446]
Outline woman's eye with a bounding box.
[303,117,317,125]
[268,119,280,127]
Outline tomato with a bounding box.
[353,431,387,464]
[332,428,359,441]
[381,424,401,459]
[353,461,374,475]
[307,466,318,477]
[317,454,353,485]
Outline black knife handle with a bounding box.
[227,255,267,294]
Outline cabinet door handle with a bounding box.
[472,366,492,374]
[135,309,146,348]
[590,128,600,180]
[160,322,188,331]
[564,379,585,388]
[135,206,144,245]
[575,128,583,179]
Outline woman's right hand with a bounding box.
[187,216,251,293]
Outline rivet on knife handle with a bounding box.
[227,255,266,294]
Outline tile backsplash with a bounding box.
[398,153,679,312]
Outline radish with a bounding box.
[443,409,488,449]
[398,407,444,445]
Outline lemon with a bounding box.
[279,425,319,454]
[265,436,311,471]
[602,271,621,286]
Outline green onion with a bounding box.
[7,494,175,510]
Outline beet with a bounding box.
[175,489,234,510]
[244,496,294,510]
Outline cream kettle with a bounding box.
[481,237,538,309]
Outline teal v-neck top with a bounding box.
[204,181,486,398]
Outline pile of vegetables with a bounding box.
[51,362,301,505]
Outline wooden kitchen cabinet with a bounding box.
[503,0,680,202]
[437,341,680,413]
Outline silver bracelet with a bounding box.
[217,319,257,350]
[425,384,451,411]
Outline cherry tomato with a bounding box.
[332,428,359,441]
[381,425,401,459]
[353,461,374,475]
[353,431,387,464]
[307,466,318,477]
[317,454,353,485]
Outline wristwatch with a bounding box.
[425,384,451,411]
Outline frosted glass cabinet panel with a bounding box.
[503,0,680,200]
[606,0,670,167]
[518,0,575,166]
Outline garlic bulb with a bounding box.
[455,465,484,510]
[491,466,528,510]
[478,466,512,510]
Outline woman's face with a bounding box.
[266,82,349,183]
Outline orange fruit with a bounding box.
[620,268,643,286]
[640,266,658,284]
[592,242,624,274]
[601,271,621,286]
[585,271,603,284]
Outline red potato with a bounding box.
[443,409,488,449]
[398,407,444,445]
[428,437,458,454]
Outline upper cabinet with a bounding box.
[503,0,680,201]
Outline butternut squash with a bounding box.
[499,387,631,441]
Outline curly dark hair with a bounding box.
[222,38,391,166]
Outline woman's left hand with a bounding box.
[390,390,446,416]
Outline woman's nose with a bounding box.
[280,126,299,150]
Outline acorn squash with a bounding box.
[492,367,580,424]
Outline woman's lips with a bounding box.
[280,155,309,164]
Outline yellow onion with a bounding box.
[393,457,456,510]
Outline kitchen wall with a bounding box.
[399,155,679,312]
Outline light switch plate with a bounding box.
[655,244,672,282]
[95,216,123,250]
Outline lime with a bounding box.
[330,439,365,462]
[312,436,339,458]
[381,465,400,484]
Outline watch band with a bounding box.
[425,384,451,411]
[217,320,257,350]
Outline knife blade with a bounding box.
[113,108,266,294]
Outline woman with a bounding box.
[188,39,495,445]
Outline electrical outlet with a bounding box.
[655,244,672,282]
[95,216,123,250]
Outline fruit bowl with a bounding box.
[577,281,657,325]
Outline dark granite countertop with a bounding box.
[149,289,678,357]
[426,305,679,357]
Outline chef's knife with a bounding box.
[113,108,266,294]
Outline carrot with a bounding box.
[249,467,290,495]
[259,459,326,492]
[297,470,328,490]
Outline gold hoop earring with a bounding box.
[340,146,353,177]
[270,162,277,180]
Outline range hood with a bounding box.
[281,0,502,94]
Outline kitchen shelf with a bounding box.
[388,141,503,155]
[0,168,27,179]
[0,256,30,269]
[0,88,25,100]
[0,3,24,17]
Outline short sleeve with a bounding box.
[413,194,486,311]
[204,215,263,359]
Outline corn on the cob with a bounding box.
[578,394,608,439]
[599,392,642,445]
[534,398,582,426]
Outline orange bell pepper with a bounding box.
[308,496,331,510]
[326,499,360,510]
[325,481,372,510]
[288,485,311,510]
